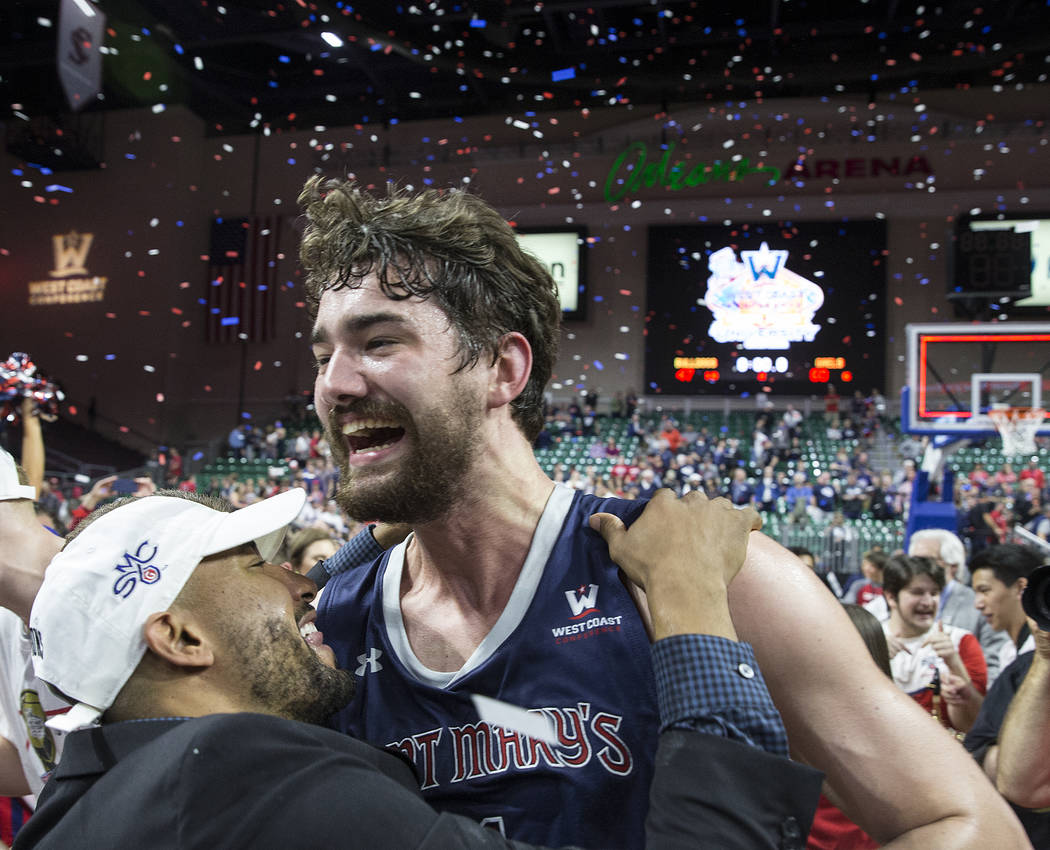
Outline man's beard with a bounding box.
[327,393,483,525]
[235,613,355,727]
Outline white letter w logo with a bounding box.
[50,231,93,278]
[355,648,384,676]
[565,584,599,620]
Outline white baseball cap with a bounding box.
[0,447,35,501]
[30,488,307,733]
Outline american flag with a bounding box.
[205,216,283,344]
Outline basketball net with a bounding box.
[988,406,1046,456]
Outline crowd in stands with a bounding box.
[16,387,1049,591]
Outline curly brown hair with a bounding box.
[297,178,561,441]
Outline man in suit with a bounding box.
[17,488,823,849]
[910,528,1010,684]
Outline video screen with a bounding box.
[645,220,887,396]
[515,227,588,321]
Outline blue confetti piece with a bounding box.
[552,67,575,82]
[221,317,240,326]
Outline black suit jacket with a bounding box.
[16,713,821,849]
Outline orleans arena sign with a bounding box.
[603,140,934,203]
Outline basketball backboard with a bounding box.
[902,322,1050,437]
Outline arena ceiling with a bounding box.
[2,0,1050,137]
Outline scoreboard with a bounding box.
[645,221,887,396]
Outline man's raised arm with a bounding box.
[728,533,1029,848]
[996,625,1050,810]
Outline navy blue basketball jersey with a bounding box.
[316,486,658,848]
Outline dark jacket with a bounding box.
[17,712,821,849]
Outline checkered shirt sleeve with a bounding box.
[652,634,789,759]
[322,524,386,577]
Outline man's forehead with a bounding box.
[312,284,421,339]
[910,539,940,558]
[904,573,939,591]
[200,542,260,567]
[970,567,1000,586]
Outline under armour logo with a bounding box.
[565,584,600,619]
[355,648,384,676]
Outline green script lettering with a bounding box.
[604,142,782,203]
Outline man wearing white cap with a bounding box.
[16,489,824,848]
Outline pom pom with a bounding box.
[0,352,64,425]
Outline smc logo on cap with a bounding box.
[112,541,165,599]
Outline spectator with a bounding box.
[964,631,1050,847]
[882,554,987,733]
[909,528,1009,684]
[970,544,1045,674]
[0,442,68,807]
[624,388,638,418]
[969,462,991,491]
[636,466,661,500]
[284,526,341,575]
[785,472,815,524]
[967,493,1005,554]
[167,447,184,486]
[868,470,901,521]
[228,424,246,458]
[844,549,889,608]
[659,417,683,453]
[1028,502,1050,541]
[840,470,868,519]
[1019,459,1046,493]
[1013,478,1042,527]
[725,467,755,507]
[828,449,851,481]
[822,511,857,580]
[781,404,803,440]
[755,466,781,513]
[812,471,840,517]
[824,383,841,429]
[993,462,1018,493]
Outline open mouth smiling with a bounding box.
[341,419,405,454]
[298,609,323,647]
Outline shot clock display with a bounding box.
[646,221,887,396]
[952,214,1050,309]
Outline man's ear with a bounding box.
[487,332,532,409]
[142,610,215,669]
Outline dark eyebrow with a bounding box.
[311,312,409,345]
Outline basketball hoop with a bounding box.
[988,407,1046,456]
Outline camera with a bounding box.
[1022,564,1050,631]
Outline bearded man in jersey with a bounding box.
[300,178,1027,848]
